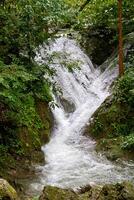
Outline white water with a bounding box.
[29,37,134,194]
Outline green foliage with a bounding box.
[122,133,134,150]
[0,0,73,62]
[90,67,134,152]
[92,117,103,136]
[61,0,134,58]
[111,122,132,137]
[0,62,52,149]
[0,0,76,167]
[78,0,118,29]
[0,0,73,163]
[48,51,81,72]
[0,145,8,164]
[112,70,134,147]
[77,0,133,32]
[32,197,39,200]
[114,68,134,106]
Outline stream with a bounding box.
[23,37,134,197]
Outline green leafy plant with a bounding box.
[92,117,103,135]
[0,0,74,164]
[114,67,134,106]
[121,134,134,150]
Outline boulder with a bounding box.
[97,182,134,200]
[39,182,134,200]
[39,186,79,200]
[0,179,19,200]
[82,182,134,200]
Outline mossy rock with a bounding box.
[98,182,134,200]
[18,100,52,158]
[96,137,124,161]
[39,186,79,200]
[36,101,53,145]
[79,185,102,200]
[39,182,134,200]
[0,179,19,200]
[86,91,134,160]
[79,182,134,200]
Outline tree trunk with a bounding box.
[118,0,124,76]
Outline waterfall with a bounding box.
[29,37,134,194]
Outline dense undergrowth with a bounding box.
[0,60,52,166]
[0,0,72,170]
[114,67,134,150]
[65,0,134,65]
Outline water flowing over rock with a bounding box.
[27,37,134,196]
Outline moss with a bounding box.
[39,186,78,200]
[12,100,52,159]
[79,185,102,200]
[85,35,134,161]
[32,197,39,200]
[98,182,134,200]
[36,101,52,144]
[39,182,134,200]
[0,100,53,199]
[0,179,19,200]
[95,137,124,161]
[86,94,134,161]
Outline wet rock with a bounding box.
[60,97,76,113]
[39,186,79,200]
[0,179,19,200]
[79,185,102,200]
[78,185,92,194]
[36,101,53,146]
[31,150,44,164]
[97,182,134,200]
[39,182,134,200]
[80,182,134,200]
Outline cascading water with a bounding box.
[28,37,134,195]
